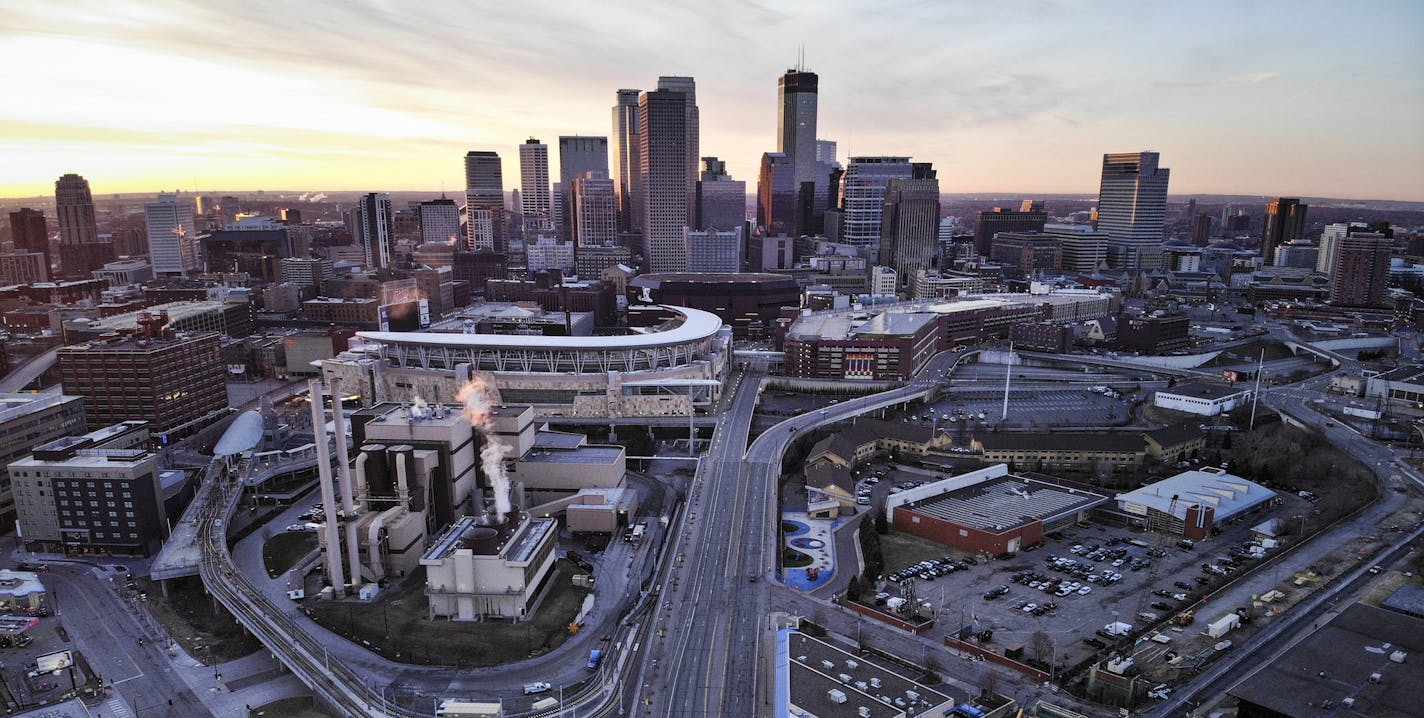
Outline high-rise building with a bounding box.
[990,232,1063,273]
[55,173,98,247]
[1317,223,1351,275]
[685,228,743,273]
[58,332,228,435]
[570,172,617,248]
[877,167,940,289]
[519,139,552,234]
[757,152,798,237]
[0,393,86,532]
[350,193,394,269]
[973,200,1048,256]
[144,193,198,276]
[611,90,642,234]
[465,151,505,252]
[696,157,747,232]
[1329,232,1392,307]
[639,78,698,272]
[839,157,913,249]
[777,69,826,233]
[1261,197,1308,264]
[558,136,609,240]
[418,196,461,247]
[8,208,50,279]
[816,139,839,166]
[1096,151,1170,271]
[1045,224,1109,274]
[1190,214,1214,247]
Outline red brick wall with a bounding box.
[894,508,1043,555]
[846,601,936,634]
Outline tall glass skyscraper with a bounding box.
[611,89,641,235]
[519,139,552,233]
[464,151,505,252]
[1096,151,1170,271]
[639,77,698,272]
[839,157,913,249]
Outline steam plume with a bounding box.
[456,378,512,520]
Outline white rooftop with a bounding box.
[1116,468,1275,522]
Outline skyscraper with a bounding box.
[1096,151,1170,270]
[8,208,50,279]
[1261,197,1308,264]
[1329,232,1392,307]
[757,152,797,237]
[418,196,461,247]
[877,166,940,289]
[464,151,505,252]
[558,136,609,240]
[777,69,827,234]
[839,157,913,250]
[1317,222,1350,275]
[144,193,198,276]
[611,89,642,234]
[973,200,1048,257]
[519,139,552,234]
[350,193,394,269]
[816,140,839,167]
[569,172,617,248]
[55,173,98,246]
[696,157,747,232]
[639,78,698,272]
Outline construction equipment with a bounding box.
[1171,609,1195,626]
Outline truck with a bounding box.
[586,635,611,670]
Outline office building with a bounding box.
[349,193,394,270]
[569,172,617,247]
[839,157,913,249]
[573,244,631,278]
[519,139,552,234]
[558,136,608,239]
[973,200,1047,256]
[611,89,642,234]
[1190,214,1214,246]
[777,68,827,233]
[0,394,86,532]
[57,331,228,436]
[1317,222,1350,275]
[639,78,699,272]
[1097,151,1170,270]
[877,170,940,291]
[8,209,50,279]
[55,173,99,249]
[418,196,461,247]
[991,232,1063,273]
[685,228,743,273]
[524,237,575,274]
[696,157,747,232]
[1329,232,1392,307]
[816,139,838,166]
[464,151,505,252]
[11,423,168,555]
[1261,197,1308,264]
[0,253,48,285]
[144,193,199,276]
[748,234,795,272]
[757,152,798,236]
[280,257,335,290]
[1045,224,1108,274]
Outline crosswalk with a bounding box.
[99,694,136,718]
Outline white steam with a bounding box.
[456,378,512,521]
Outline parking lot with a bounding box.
[903,387,1136,432]
[872,516,1284,669]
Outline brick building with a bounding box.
[57,332,228,436]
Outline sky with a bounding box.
[2,0,1422,201]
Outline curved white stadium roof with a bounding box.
[214,410,264,456]
[356,305,722,351]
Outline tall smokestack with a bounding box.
[330,378,362,587]
[308,379,345,597]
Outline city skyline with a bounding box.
[2,1,1422,201]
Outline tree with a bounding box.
[1031,630,1055,664]
[859,520,884,582]
[874,507,889,535]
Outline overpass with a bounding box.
[0,347,58,393]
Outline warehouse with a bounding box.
[1114,468,1277,538]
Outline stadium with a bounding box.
[322,305,730,418]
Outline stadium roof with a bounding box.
[1116,469,1275,522]
[357,304,720,351]
[213,410,264,456]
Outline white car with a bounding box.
[285,523,319,533]
[1077,586,1093,595]
[523,682,552,695]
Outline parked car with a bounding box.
[523,682,552,695]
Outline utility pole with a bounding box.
[1001,341,1014,422]
[1249,348,1265,431]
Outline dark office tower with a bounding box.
[757,152,797,237]
[558,136,608,240]
[1261,197,1308,265]
[9,209,50,279]
[1097,151,1170,270]
[973,200,1048,256]
[697,157,747,232]
[464,151,505,253]
[519,138,552,235]
[877,166,940,290]
[612,89,642,234]
[638,79,697,272]
[1329,232,1392,307]
[1190,214,1214,247]
[778,68,826,233]
[351,193,394,269]
[839,157,914,249]
[55,173,98,248]
[1225,211,1252,233]
[280,208,303,224]
[656,76,699,214]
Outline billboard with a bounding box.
[36,649,73,672]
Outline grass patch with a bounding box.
[138,575,263,663]
[250,696,333,717]
[782,548,813,568]
[879,531,955,572]
[263,531,317,578]
[306,558,590,667]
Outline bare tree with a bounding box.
[1031,630,1055,664]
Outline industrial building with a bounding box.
[885,465,1109,555]
[323,304,729,418]
[774,628,954,718]
[10,422,169,555]
[1114,468,1276,538]
[1228,602,1422,718]
[421,513,558,621]
[1152,382,1253,416]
